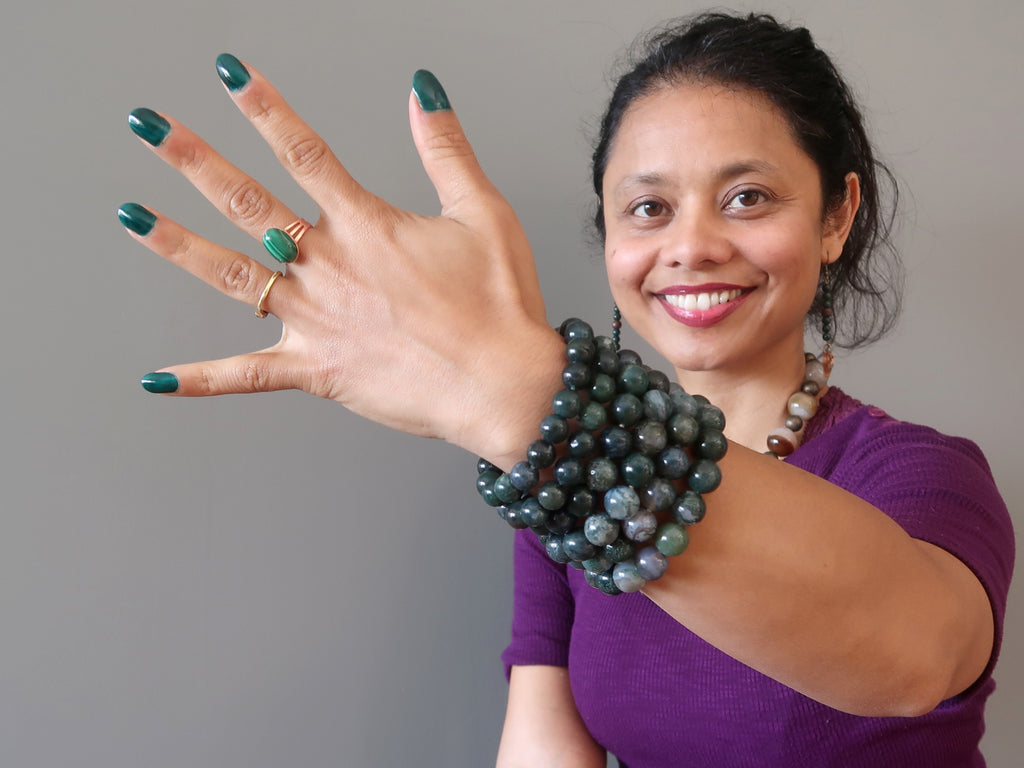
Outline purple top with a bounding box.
[502,388,1014,768]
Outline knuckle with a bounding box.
[220,257,259,296]
[284,135,328,178]
[176,140,208,177]
[240,359,270,392]
[225,179,272,226]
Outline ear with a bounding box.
[822,172,861,264]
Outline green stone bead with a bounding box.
[655,522,690,557]
[698,404,727,431]
[668,413,700,446]
[621,452,655,488]
[699,429,729,460]
[552,389,582,418]
[688,459,723,494]
[673,490,706,525]
[617,364,649,396]
[590,373,617,403]
[492,473,521,504]
[605,537,636,563]
[586,457,618,491]
[537,482,568,511]
[611,393,643,426]
[263,227,299,263]
[578,401,608,432]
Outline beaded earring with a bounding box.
[820,262,835,377]
[611,304,622,352]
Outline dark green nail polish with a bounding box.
[263,228,298,263]
[128,108,170,147]
[118,203,156,237]
[412,69,451,112]
[216,53,250,92]
[141,372,178,393]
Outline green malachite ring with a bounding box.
[263,218,311,263]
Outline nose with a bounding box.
[658,205,733,270]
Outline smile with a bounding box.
[661,288,744,311]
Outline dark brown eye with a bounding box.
[729,190,763,208]
[633,200,665,218]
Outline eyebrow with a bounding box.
[612,159,781,195]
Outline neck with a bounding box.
[673,349,810,453]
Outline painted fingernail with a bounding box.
[412,70,451,112]
[263,228,298,263]
[141,372,178,393]
[118,203,156,237]
[128,107,171,147]
[216,53,250,92]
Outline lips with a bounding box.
[656,285,751,327]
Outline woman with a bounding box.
[119,12,1012,767]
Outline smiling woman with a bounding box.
[118,10,1012,768]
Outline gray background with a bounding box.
[2,0,1020,765]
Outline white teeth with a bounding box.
[663,289,742,310]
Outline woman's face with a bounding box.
[602,83,855,377]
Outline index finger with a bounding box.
[215,54,372,217]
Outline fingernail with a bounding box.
[128,107,171,147]
[412,70,450,112]
[141,372,178,393]
[263,228,298,263]
[118,203,156,237]
[216,53,250,92]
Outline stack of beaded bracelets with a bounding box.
[475,318,726,596]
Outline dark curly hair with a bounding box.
[591,12,902,348]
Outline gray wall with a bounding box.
[2,0,1020,765]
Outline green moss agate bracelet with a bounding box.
[476,318,725,595]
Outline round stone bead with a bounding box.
[634,419,668,455]
[567,488,595,517]
[672,490,706,525]
[595,348,621,376]
[801,380,820,396]
[787,391,818,421]
[546,510,575,534]
[617,364,649,396]
[596,570,623,596]
[476,469,500,497]
[562,529,598,561]
[578,401,608,432]
[656,445,690,479]
[643,389,674,422]
[655,522,690,556]
[509,461,539,492]
[590,373,617,403]
[567,560,585,571]
[699,429,728,460]
[594,335,618,355]
[527,440,556,469]
[611,393,644,426]
[636,546,669,580]
[646,369,671,393]
[617,349,642,366]
[539,414,570,444]
[583,554,613,575]
[785,415,804,432]
[605,538,636,563]
[502,504,530,529]
[669,389,700,418]
[562,361,593,390]
[544,535,572,563]
[584,512,620,546]
[476,457,498,475]
[587,457,619,491]
[537,482,567,511]
[604,485,641,520]
[698,404,727,431]
[554,457,586,487]
[492,472,521,504]
[623,509,658,542]
[601,426,633,458]
[767,427,799,457]
[621,452,656,488]
[518,497,548,528]
[805,358,827,389]
[566,337,596,364]
[551,389,582,418]
[612,561,647,593]
[568,430,597,459]
[560,317,594,342]
[584,569,602,590]
[688,459,723,493]
[668,413,701,446]
[642,477,677,512]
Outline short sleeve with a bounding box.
[501,528,576,680]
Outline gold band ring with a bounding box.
[255,271,284,318]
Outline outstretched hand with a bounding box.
[122,57,563,463]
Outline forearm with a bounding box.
[642,443,994,716]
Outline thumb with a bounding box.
[408,70,502,215]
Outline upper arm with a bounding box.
[496,665,606,768]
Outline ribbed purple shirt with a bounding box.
[502,388,1014,767]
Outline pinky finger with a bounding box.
[140,350,297,396]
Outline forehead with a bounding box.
[605,83,814,187]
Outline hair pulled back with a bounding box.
[591,12,902,348]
